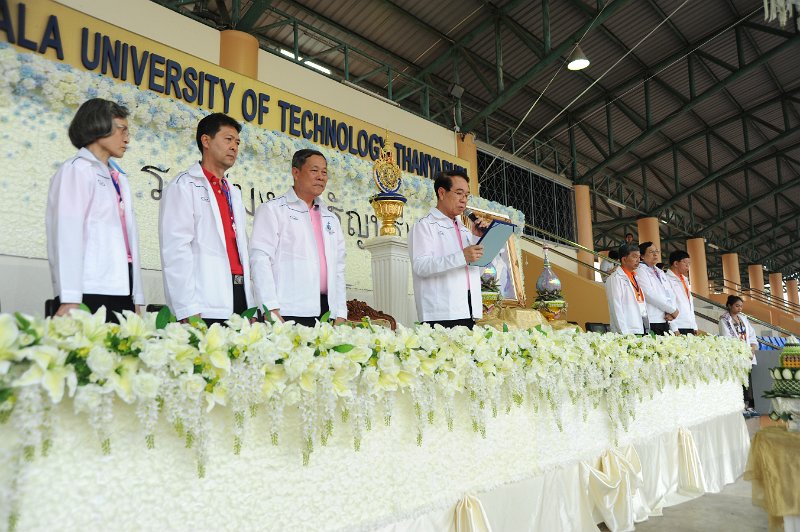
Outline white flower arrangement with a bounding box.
[0,43,525,293]
[0,310,752,476]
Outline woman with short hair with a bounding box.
[718,295,758,416]
[46,98,145,322]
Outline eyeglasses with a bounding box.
[113,123,131,139]
[449,190,471,200]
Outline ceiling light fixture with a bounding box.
[279,49,332,75]
[567,45,590,71]
[605,197,625,209]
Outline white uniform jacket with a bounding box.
[666,269,698,332]
[637,264,677,325]
[718,312,758,365]
[46,148,145,305]
[409,208,483,322]
[159,162,253,320]
[605,267,646,335]
[249,187,347,319]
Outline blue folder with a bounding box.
[468,219,516,267]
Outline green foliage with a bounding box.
[155,306,176,329]
[332,344,355,353]
[240,307,257,319]
[320,311,332,323]
[187,315,206,328]
[65,351,92,385]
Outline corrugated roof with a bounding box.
[162,0,800,277]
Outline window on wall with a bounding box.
[477,150,576,243]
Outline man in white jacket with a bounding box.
[409,169,485,328]
[605,244,647,335]
[637,241,678,335]
[250,149,347,326]
[46,98,145,323]
[159,113,253,324]
[665,249,699,335]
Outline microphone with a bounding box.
[464,208,486,235]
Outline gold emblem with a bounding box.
[372,147,402,194]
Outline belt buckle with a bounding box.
[233,274,244,285]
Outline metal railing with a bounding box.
[520,223,795,337]
[709,277,800,315]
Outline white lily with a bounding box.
[12,345,77,403]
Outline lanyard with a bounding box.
[678,274,690,299]
[622,267,644,302]
[109,167,124,210]
[217,177,237,235]
[725,314,748,341]
[453,220,471,291]
[649,264,664,282]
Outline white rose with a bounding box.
[73,384,105,413]
[284,346,314,380]
[87,346,117,379]
[139,341,170,370]
[132,371,161,400]
[283,383,301,406]
[178,373,207,397]
[360,366,379,390]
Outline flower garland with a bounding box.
[0,310,752,471]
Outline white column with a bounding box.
[362,237,411,326]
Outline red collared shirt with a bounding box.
[202,167,243,275]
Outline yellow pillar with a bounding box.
[748,264,765,295]
[456,133,480,197]
[636,217,661,257]
[219,30,259,78]
[786,279,799,308]
[574,184,595,280]
[769,272,784,305]
[686,238,709,297]
[721,253,741,294]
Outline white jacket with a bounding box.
[159,162,253,320]
[718,312,758,365]
[666,269,698,332]
[249,187,347,319]
[409,208,483,322]
[605,267,646,335]
[46,148,144,305]
[637,264,677,324]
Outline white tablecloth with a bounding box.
[1,380,749,531]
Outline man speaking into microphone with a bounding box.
[408,169,486,329]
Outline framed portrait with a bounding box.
[461,206,526,306]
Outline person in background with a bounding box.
[719,295,759,416]
[409,169,485,329]
[600,249,619,277]
[624,233,635,246]
[637,242,678,335]
[159,113,253,325]
[250,149,347,326]
[605,244,647,335]
[665,250,699,335]
[46,98,145,323]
